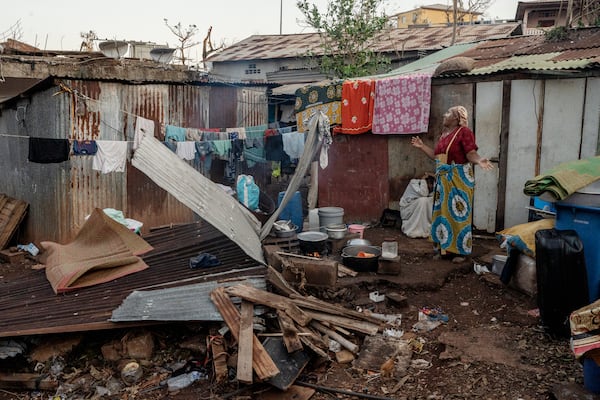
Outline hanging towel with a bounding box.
[333,79,375,135]
[176,141,197,160]
[28,137,70,163]
[211,139,231,159]
[165,125,187,142]
[372,73,432,135]
[92,141,128,173]
[133,116,155,150]
[282,132,305,159]
[296,102,341,133]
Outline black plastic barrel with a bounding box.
[535,228,589,337]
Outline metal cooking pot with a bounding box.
[326,224,347,239]
[346,238,371,246]
[297,231,328,254]
[341,245,382,272]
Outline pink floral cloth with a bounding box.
[372,73,432,135]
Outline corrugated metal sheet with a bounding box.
[0,221,265,337]
[110,277,267,322]
[238,87,268,127]
[131,134,265,264]
[207,23,520,62]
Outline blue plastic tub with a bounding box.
[555,202,600,301]
[277,191,303,233]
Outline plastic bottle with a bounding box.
[167,370,202,392]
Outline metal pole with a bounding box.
[280,0,283,35]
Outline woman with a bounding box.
[411,106,493,263]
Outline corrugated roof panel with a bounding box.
[207,23,520,63]
[467,53,594,75]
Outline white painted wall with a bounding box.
[540,79,586,172]
[505,80,543,228]
[473,81,502,232]
[581,77,600,158]
[210,59,307,82]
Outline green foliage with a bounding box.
[297,0,391,79]
[544,26,569,42]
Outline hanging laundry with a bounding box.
[186,128,202,142]
[194,141,213,177]
[28,137,70,163]
[296,102,341,133]
[294,81,343,113]
[211,140,231,159]
[282,132,305,159]
[372,73,432,135]
[165,125,187,142]
[176,141,197,161]
[72,140,98,155]
[226,127,247,140]
[92,141,128,173]
[333,79,375,135]
[133,116,155,150]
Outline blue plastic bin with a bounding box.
[584,357,600,394]
[277,191,303,233]
[555,202,600,301]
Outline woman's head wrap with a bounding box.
[449,106,468,126]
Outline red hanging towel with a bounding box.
[333,79,375,135]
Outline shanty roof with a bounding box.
[206,22,521,63]
[453,27,600,76]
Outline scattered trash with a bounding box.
[329,339,342,352]
[167,370,205,392]
[189,253,221,269]
[473,262,490,275]
[412,320,442,332]
[121,361,143,385]
[418,306,449,323]
[383,328,404,338]
[17,243,39,256]
[411,359,432,369]
[460,302,469,307]
[369,291,385,302]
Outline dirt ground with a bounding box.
[0,225,594,400]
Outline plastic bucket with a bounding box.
[318,207,344,232]
[277,191,303,233]
[348,224,365,239]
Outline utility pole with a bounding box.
[451,0,458,45]
[280,0,283,35]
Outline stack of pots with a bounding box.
[318,207,344,233]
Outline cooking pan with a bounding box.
[341,245,381,272]
[297,231,328,254]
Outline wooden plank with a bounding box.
[266,265,301,297]
[304,310,379,335]
[211,336,229,383]
[277,310,303,353]
[237,301,254,384]
[289,294,383,325]
[0,372,57,391]
[225,284,311,327]
[310,321,359,354]
[210,287,279,381]
[0,195,28,250]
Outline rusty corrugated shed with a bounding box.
[207,23,521,63]
[0,220,265,337]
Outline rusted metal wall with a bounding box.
[0,80,218,244]
[318,134,389,223]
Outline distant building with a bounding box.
[391,3,483,29]
[516,0,599,35]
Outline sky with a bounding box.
[4,0,519,61]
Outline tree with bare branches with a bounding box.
[164,19,199,65]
